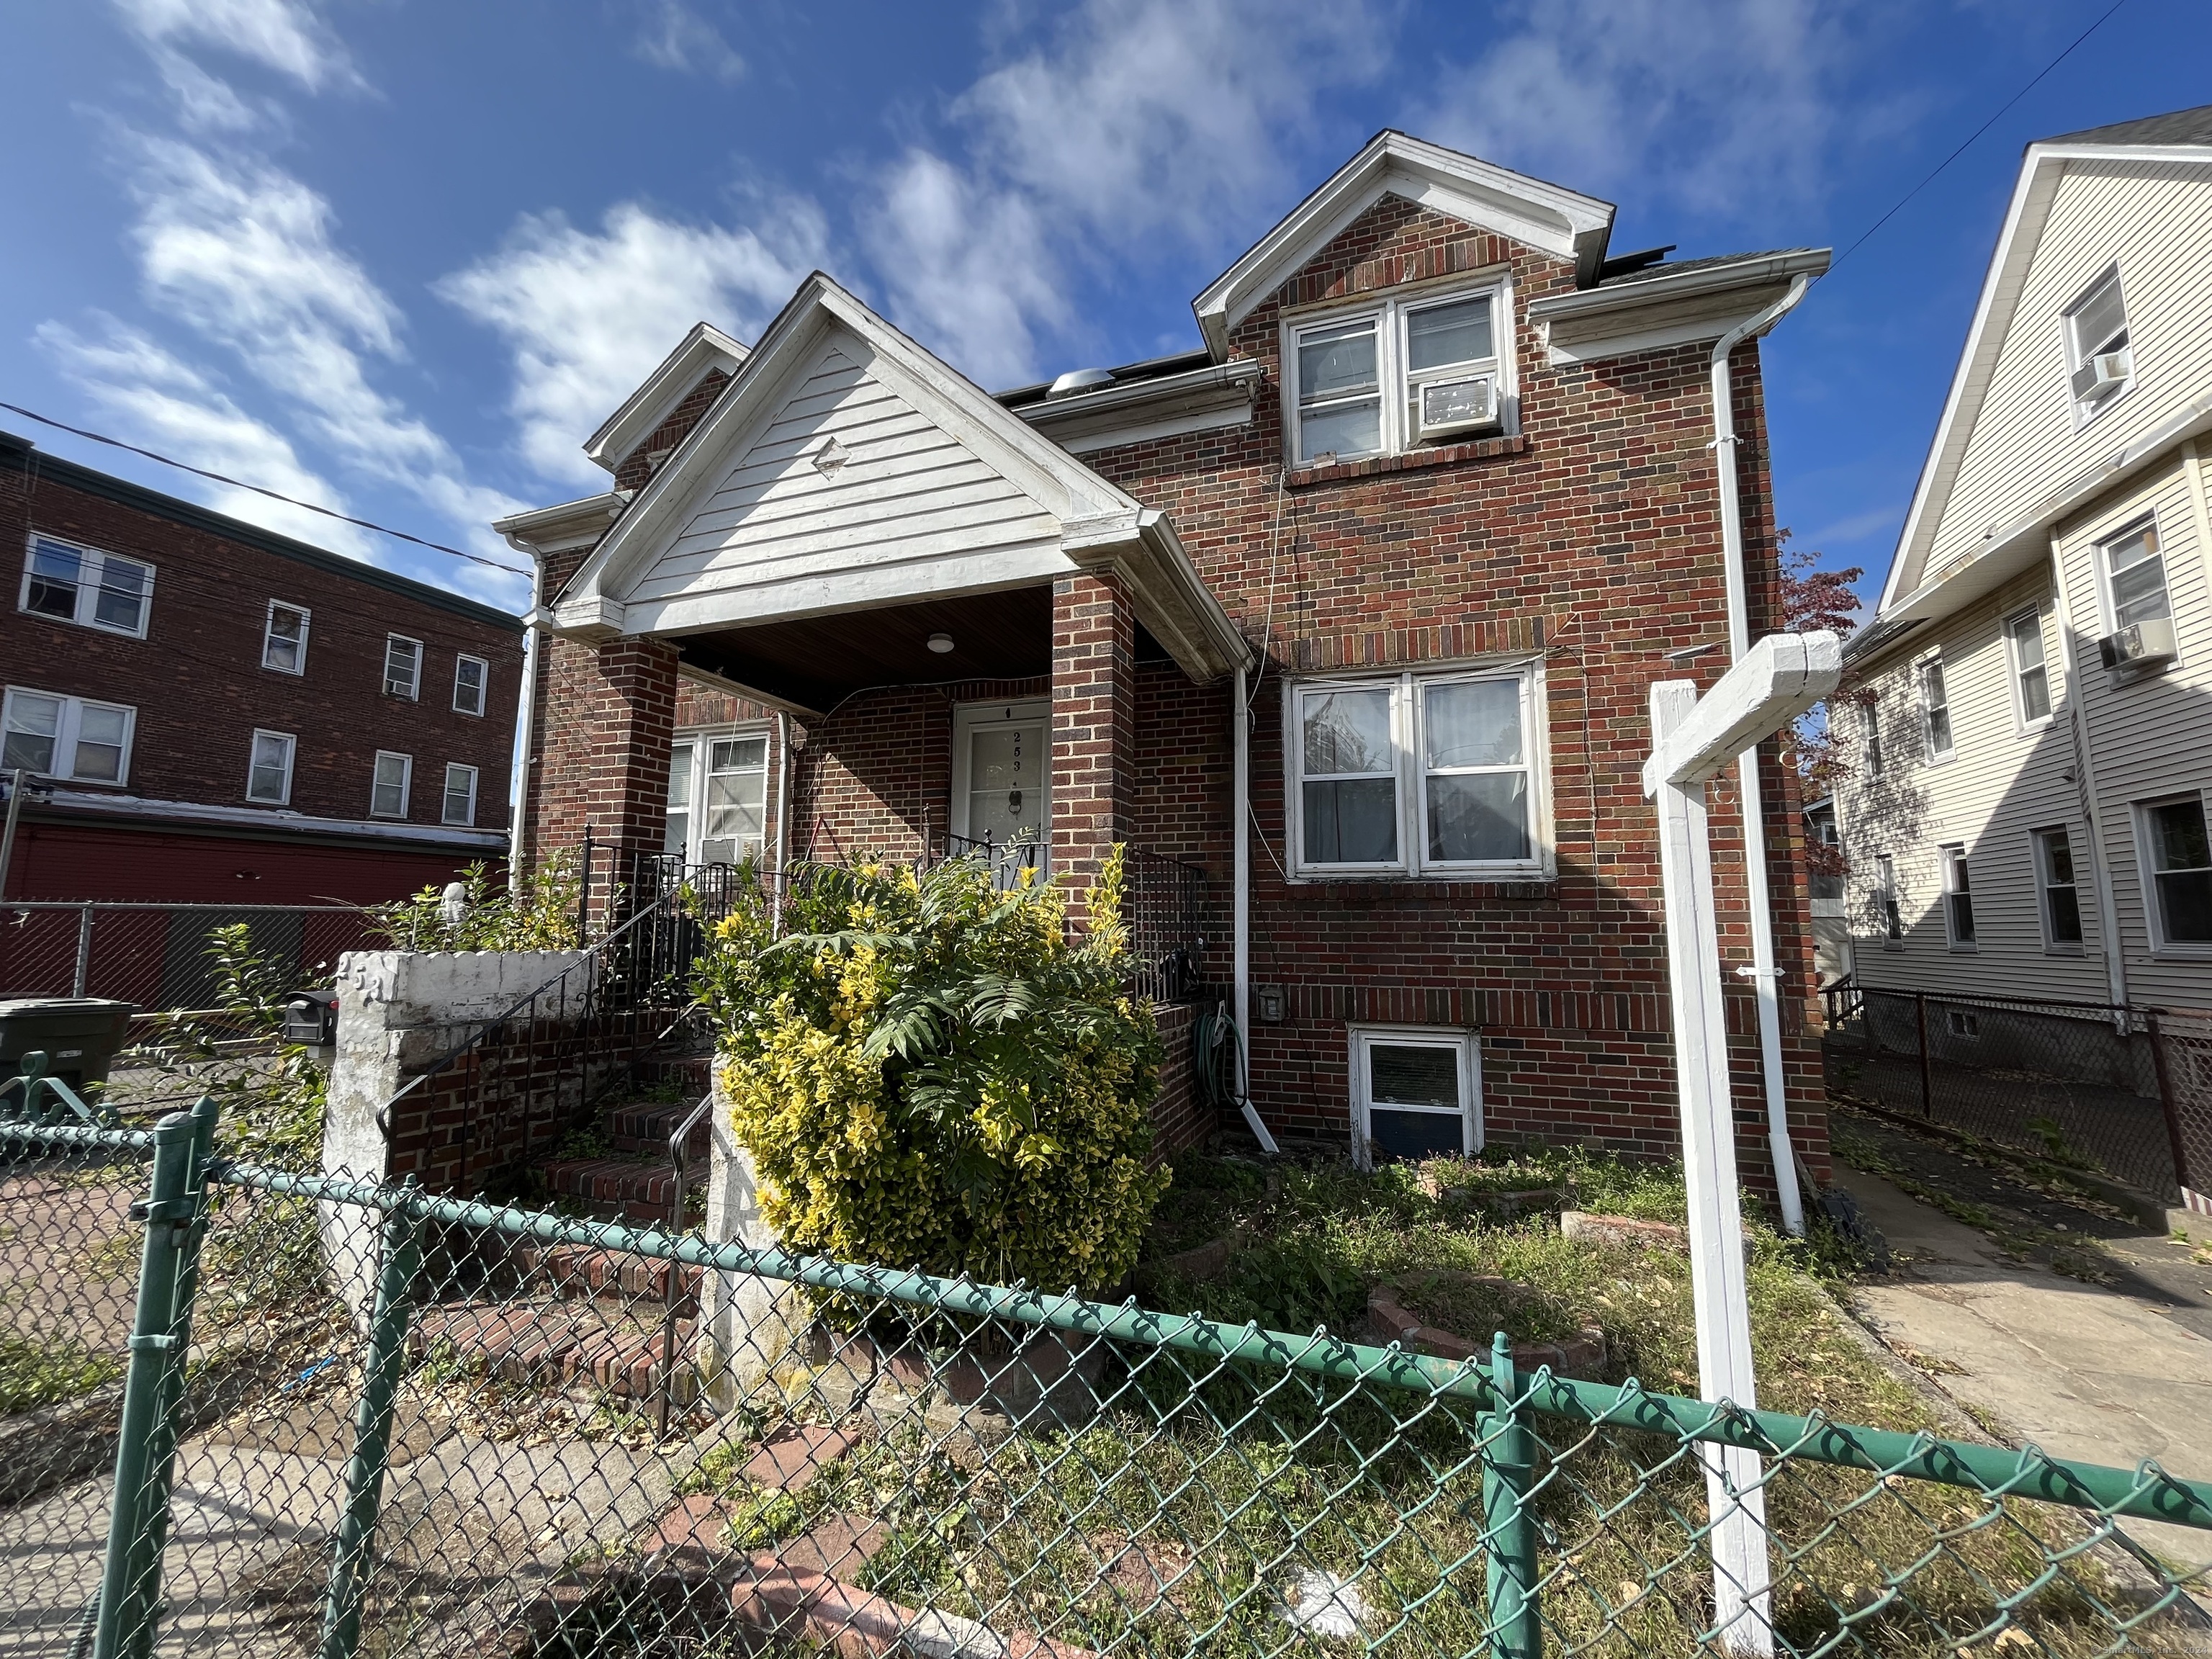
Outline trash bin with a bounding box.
[0,997,140,1092]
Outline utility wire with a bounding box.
[1827,0,2131,274]
[0,400,530,577]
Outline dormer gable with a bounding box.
[585,322,749,480]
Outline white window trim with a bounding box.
[19,533,156,640]
[383,634,423,700]
[2134,791,2212,958]
[453,653,489,716]
[2029,824,2086,956]
[2091,511,2174,654]
[1939,842,1976,953]
[1277,271,1519,468]
[1348,1024,1482,1172]
[441,762,479,827]
[1282,661,1551,882]
[246,728,297,806]
[370,750,413,819]
[1,685,137,787]
[1876,853,1902,950]
[667,722,775,865]
[262,601,310,675]
[1916,652,1954,765]
[2003,605,2055,734]
[949,701,1051,874]
[1860,695,1884,778]
[2062,264,2134,429]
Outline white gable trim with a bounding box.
[1192,131,1615,358]
[583,322,747,475]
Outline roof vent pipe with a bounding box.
[1048,367,1115,397]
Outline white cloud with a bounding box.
[110,0,361,93]
[1413,0,1847,218]
[631,0,747,84]
[438,199,822,482]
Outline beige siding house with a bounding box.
[1837,104,2212,1014]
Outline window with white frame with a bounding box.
[665,739,695,855]
[246,729,295,805]
[2005,607,2052,727]
[453,654,487,716]
[1288,665,1542,878]
[1918,657,1954,761]
[1941,844,1975,948]
[2101,520,2170,633]
[1350,1026,1480,1168]
[1876,853,1902,944]
[664,731,770,865]
[1285,282,1508,467]
[383,635,422,699]
[2140,796,2212,948]
[1,688,135,785]
[2033,827,2085,950]
[263,602,309,674]
[19,534,154,638]
[441,763,478,826]
[2064,266,2131,414]
[1860,695,1884,777]
[370,751,412,818]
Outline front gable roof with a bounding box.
[1192,131,1616,356]
[583,322,747,475]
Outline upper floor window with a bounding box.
[1875,853,1902,944]
[246,729,296,806]
[2064,266,2131,415]
[2141,796,2212,950]
[1918,657,1954,762]
[453,654,487,716]
[2101,520,2169,633]
[264,603,310,675]
[1940,843,1975,949]
[2005,607,2052,727]
[371,750,412,819]
[384,635,423,699]
[1285,282,1508,467]
[1288,664,1544,879]
[1,687,134,786]
[20,534,153,639]
[1860,696,1884,777]
[441,763,479,827]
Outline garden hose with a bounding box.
[1194,999,1280,1155]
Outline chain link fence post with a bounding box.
[1483,1331,1542,1659]
[320,1181,426,1659]
[2149,1007,2193,1199]
[1915,990,1933,1118]
[72,904,95,998]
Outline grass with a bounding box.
[0,1325,122,1413]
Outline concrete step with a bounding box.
[605,1097,712,1157]
[516,1243,703,1314]
[539,1155,682,1223]
[413,1299,698,1401]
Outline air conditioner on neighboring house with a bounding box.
[2098,616,2177,671]
[2069,349,2133,404]
[1415,374,1498,442]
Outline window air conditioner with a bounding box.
[1415,374,1498,442]
[2069,349,2132,404]
[2098,616,2177,670]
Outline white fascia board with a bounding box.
[1526,249,1831,322]
[1061,510,1252,683]
[40,788,510,851]
[1192,131,1615,358]
[492,492,624,559]
[1537,256,1830,365]
[582,322,748,475]
[621,544,1076,639]
[547,592,628,641]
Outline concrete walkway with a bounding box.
[1843,1168,2212,1575]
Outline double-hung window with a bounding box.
[663,731,770,864]
[371,751,412,819]
[1289,665,1543,878]
[1,687,135,785]
[1919,657,1954,762]
[2033,827,2084,950]
[1876,854,1902,944]
[1860,696,1884,777]
[246,730,295,805]
[1941,844,1975,949]
[453,655,487,716]
[441,763,478,827]
[2140,796,2212,949]
[2102,521,2170,632]
[1285,282,1509,467]
[2006,608,2052,727]
[263,603,309,674]
[2064,266,2131,415]
[384,635,423,699]
[19,534,153,638]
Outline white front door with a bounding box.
[951,701,1050,881]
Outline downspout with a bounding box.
[773,710,793,935]
[505,541,546,891]
[1710,271,1812,1238]
[2046,530,2128,1010]
[1231,660,1279,1154]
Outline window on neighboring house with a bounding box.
[1286,282,1508,467]
[698,734,768,864]
[1,687,135,785]
[2064,266,2131,413]
[383,635,423,699]
[1876,853,1902,945]
[370,751,412,818]
[1349,1027,1480,1169]
[246,729,295,805]
[263,602,309,674]
[1919,658,1954,761]
[19,534,154,638]
[665,739,695,855]
[2033,827,2085,950]
[441,763,477,826]
[2141,796,2212,948]
[2102,520,2170,632]
[1941,844,1975,948]
[1289,665,1543,878]
[1861,696,1884,777]
[1947,1009,1982,1039]
[2006,608,2052,726]
[453,655,487,716]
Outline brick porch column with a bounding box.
[526,632,681,915]
[1051,571,1136,927]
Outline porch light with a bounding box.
[927,632,956,654]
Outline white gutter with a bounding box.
[773,711,793,934]
[1709,271,1813,1238]
[507,544,545,888]
[1231,662,1280,1154]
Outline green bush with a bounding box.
[693,849,1169,1292]
[364,854,583,953]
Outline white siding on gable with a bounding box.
[1923,160,2212,580]
[625,335,1064,619]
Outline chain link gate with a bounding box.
[9,1082,2212,1658]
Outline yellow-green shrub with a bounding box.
[693,849,1168,1291]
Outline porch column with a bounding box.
[528,632,681,917]
[1051,571,1137,927]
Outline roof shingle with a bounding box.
[2044,103,2212,148]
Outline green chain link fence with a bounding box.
[6,1082,2212,1659]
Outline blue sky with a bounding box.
[1,0,2206,618]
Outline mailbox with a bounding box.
[282,989,339,1047]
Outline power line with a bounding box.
[1828,0,2131,274]
[0,400,531,577]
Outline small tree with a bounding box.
[694,849,1169,1293]
[1777,529,1865,799]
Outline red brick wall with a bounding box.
[1051,572,1136,922]
[1149,1000,1209,1156]
[613,370,731,493]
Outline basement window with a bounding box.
[1350,1026,1480,1169]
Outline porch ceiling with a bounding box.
[675,585,1053,714]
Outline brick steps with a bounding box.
[516,1242,702,1315]
[604,1097,711,1158]
[539,1154,682,1223]
[413,1300,697,1401]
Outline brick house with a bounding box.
[502,133,1832,1188]
[0,430,521,907]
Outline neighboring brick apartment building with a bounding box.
[0,430,521,906]
[501,133,1832,1194]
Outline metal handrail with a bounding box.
[657,1084,720,1434]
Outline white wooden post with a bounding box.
[1642,630,1840,1658]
